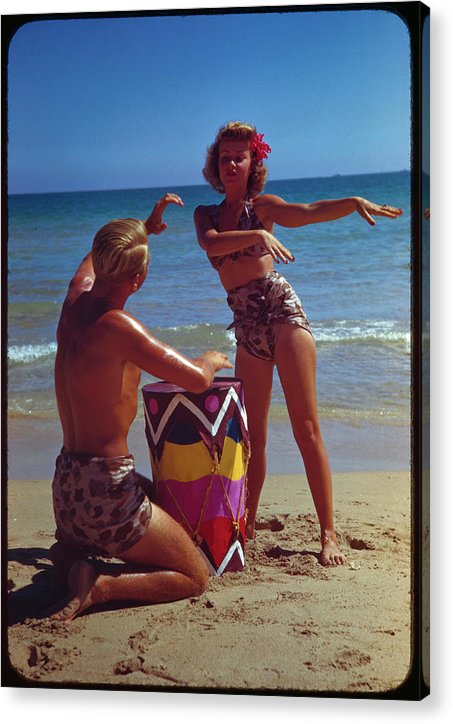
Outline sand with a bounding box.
[6,470,413,694]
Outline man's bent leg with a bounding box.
[48,505,209,622]
[120,504,209,590]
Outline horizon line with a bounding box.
[9,169,411,197]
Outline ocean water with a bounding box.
[7,172,413,475]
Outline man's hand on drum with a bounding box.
[201,351,233,372]
[145,193,184,235]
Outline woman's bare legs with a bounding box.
[235,345,274,540]
[48,505,209,622]
[274,324,346,566]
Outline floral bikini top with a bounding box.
[207,199,269,271]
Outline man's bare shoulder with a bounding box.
[96,309,181,373]
[96,309,149,337]
[79,309,161,369]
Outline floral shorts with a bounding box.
[52,447,153,557]
[226,271,312,361]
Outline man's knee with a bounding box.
[192,569,209,596]
[190,555,209,596]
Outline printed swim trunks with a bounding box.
[226,271,312,361]
[52,447,152,557]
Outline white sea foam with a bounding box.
[155,320,409,345]
[314,320,410,350]
[8,342,57,364]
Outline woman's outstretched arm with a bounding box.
[253,194,403,229]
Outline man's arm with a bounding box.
[64,192,183,303]
[144,193,184,236]
[65,252,95,304]
[105,310,232,394]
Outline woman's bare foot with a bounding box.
[320,533,347,566]
[47,560,99,622]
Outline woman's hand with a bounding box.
[145,193,184,235]
[259,229,295,264]
[355,197,403,226]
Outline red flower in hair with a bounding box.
[250,132,271,162]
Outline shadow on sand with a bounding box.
[7,547,64,624]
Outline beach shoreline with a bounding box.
[7,469,413,693]
[7,413,410,481]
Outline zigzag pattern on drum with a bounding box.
[143,384,248,458]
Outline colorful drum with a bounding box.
[142,378,250,576]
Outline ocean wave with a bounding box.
[314,320,410,350]
[160,320,411,356]
[153,322,225,333]
[7,320,410,369]
[8,342,57,364]
[150,323,235,352]
[154,320,409,345]
[268,402,409,427]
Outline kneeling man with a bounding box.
[49,194,231,621]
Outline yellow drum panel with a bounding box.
[156,436,245,483]
[220,435,246,481]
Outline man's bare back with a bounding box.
[56,292,141,457]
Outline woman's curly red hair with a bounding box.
[202,121,268,196]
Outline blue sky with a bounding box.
[7,7,411,194]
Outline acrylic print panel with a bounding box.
[4,0,428,700]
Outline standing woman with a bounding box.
[194,121,402,566]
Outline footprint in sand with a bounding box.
[345,536,376,551]
[333,649,372,670]
[255,514,287,532]
[114,656,146,675]
[264,544,296,559]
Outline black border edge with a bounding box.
[1,1,430,699]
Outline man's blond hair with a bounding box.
[92,218,149,284]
